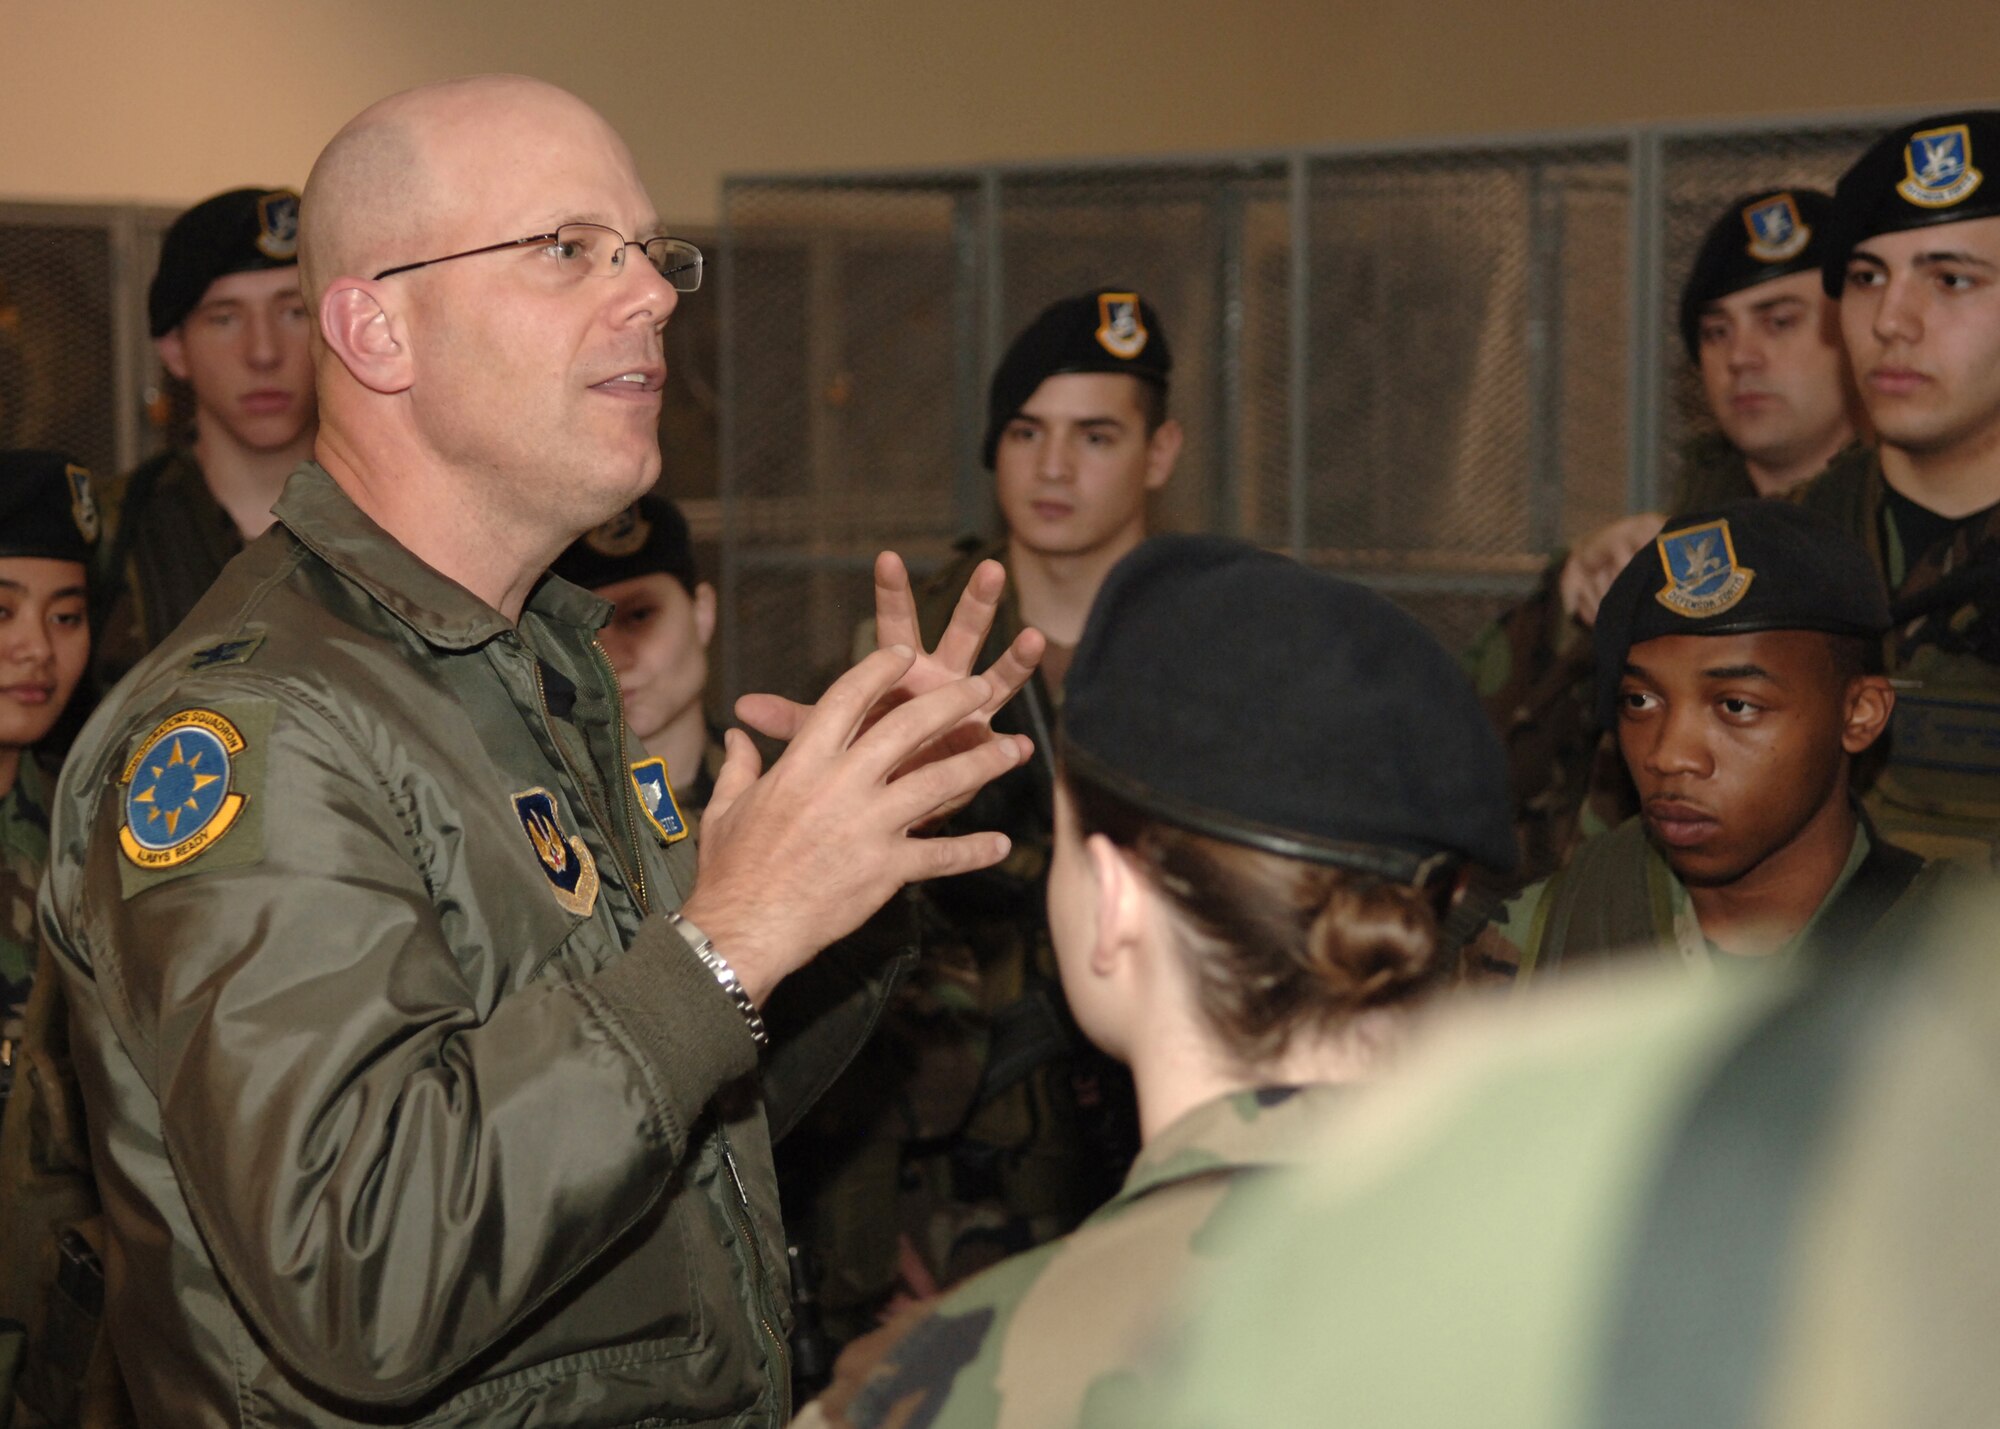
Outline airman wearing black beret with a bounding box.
[1794,109,2000,867]
[0,450,96,1081]
[1490,501,1942,982]
[94,186,318,694]
[785,291,1184,1353]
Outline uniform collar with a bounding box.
[1111,1082,1348,1207]
[272,463,611,650]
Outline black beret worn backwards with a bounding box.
[0,450,99,567]
[1823,110,2000,297]
[981,289,1172,468]
[1678,189,1834,361]
[148,187,302,337]
[1593,502,1891,724]
[1060,534,1516,881]
[553,494,700,593]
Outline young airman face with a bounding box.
[1615,629,1888,889]
[1840,214,2000,461]
[1695,270,1852,481]
[380,90,678,537]
[0,557,89,753]
[993,373,1178,561]
[157,266,317,454]
[593,572,715,747]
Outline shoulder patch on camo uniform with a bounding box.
[629,757,688,845]
[513,787,600,916]
[115,702,275,895]
[1898,123,1983,209]
[1654,518,1755,619]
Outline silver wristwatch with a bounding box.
[666,911,768,1047]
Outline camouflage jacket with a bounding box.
[0,755,51,1045]
[779,540,1137,1348]
[91,447,244,695]
[793,1083,1347,1429]
[1798,453,2000,866]
[1463,439,1871,888]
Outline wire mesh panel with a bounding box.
[720,180,982,707]
[1296,143,1630,653]
[1653,119,1916,492]
[0,211,118,476]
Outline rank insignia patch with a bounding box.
[1094,292,1148,360]
[630,757,688,845]
[513,787,600,916]
[189,631,266,671]
[1898,124,1983,209]
[584,506,652,558]
[119,710,248,870]
[64,462,99,545]
[1742,193,1810,263]
[1654,519,1755,619]
[256,191,301,260]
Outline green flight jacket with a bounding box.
[40,465,880,1427]
[796,1083,1346,1429]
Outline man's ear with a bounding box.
[692,580,718,648]
[1841,673,1896,755]
[319,279,411,395]
[155,330,190,383]
[1144,418,1183,493]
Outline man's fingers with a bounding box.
[931,559,1007,675]
[886,734,1031,828]
[897,829,1013,883]
[702,728,764,831]
[800,644,922,755]
[872,552,922,653]
[735,692,809,742]
[976,627,1045,717]
[853,673,992,774]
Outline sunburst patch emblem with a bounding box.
[513,787,600,916]
[119,710,247,869]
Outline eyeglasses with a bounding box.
[372,223,703,291]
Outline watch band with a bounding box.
[666,911,768,1047]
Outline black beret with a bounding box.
[552,494,700,593]
[149,187,302,337]
[1678,189,1834,361]
[0,450,99,566]
[1593,501,1890,724]
[1823,111,2000,297]
[981,290,1172,468]
[1060,535,1516,880]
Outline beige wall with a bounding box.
[4,0,1997,224]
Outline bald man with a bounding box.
[40,76,1039,1428]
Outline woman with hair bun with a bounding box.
[793,534,1516,1429]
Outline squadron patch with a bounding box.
[65,462,99,545]
[1654,519,1755,619]
[119,710,248,870]
[1094,292,1148,360]
[1742,192,1810,263]
[513,787,600,916]
[1897,124,1983,209]
[629,757,688,844]
[584,506,652,558]
[255,191,301,260]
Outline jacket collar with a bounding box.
[273,463,610,649]
[1112,1082,1348,1207]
